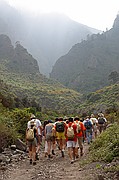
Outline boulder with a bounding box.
[15,139,26,152]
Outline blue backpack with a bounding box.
[84,120,92,130]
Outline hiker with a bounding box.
[74,117,86,158]
[27,114,43,160]
[97,113,107,134]
[83,116,93,144]
[66,117,77,164]
[90,114,98,138]
[54,117,66,157]
[42,120,49,157]
[54,117,60,150]
[44,120,55,159]
[26,120,38,165]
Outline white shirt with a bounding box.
[90,118,98,125]
[27,118,42,135]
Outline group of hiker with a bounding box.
[26,113,107,165]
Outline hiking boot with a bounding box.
[80,148,84,156]
[48,154,53,159]
[36,153,39,160]
[76,155,79,159]
[44,152,48,157]
[52,150,55,155]
[48,154,51,158]
[58,145,61,150]
[70,160,74,164]
[33,161,36,165]
[61,150,64,157]
[30,159,32,164]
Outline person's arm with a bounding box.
[25,128,28,143]
[81,123,86,139]
[44,126,47,139]
[40,125,43,134]
[37,120,43,135]
[74,124,77,135]
[36,127,38,137]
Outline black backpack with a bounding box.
[98,117,105,124]
[56,122,65,132]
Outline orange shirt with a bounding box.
[75,121,86,137]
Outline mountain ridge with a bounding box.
[0,1,101,76]
[0,34,39,74]
[0,34,82,113]
[50,14,119,93]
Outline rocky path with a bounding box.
[1,143,118,180]
[1,143,94,180]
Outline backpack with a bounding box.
[75,121,81,133]
[67,125,74,139]
[98,117,105,125]
[84,120,92,130]
[56,122,65,132]
[46,124,53,135]
[26,128,34,141]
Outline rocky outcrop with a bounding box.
[0,34,14,59]
[0,34,40,74]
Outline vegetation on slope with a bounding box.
[0,59,82,113]
[50,15,119,93]
[79,124,119,178]
[77,83,119,117]
[89,123,119,162]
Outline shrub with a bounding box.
[0,122,17,152]
[89,123,119,162]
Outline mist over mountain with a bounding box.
[50,15,119,93]
[0,1,101,76]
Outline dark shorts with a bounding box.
[46,133,54,141]
[27,138,37,147]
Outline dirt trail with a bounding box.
[1,143,99,180]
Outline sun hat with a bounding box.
[30,114,36,119]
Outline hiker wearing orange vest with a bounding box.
[74,117,86,158]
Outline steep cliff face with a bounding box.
[10,43,39,74]
[0,34,14,59]
[0,34,40,74]
[50,15,119,93]
[113,14,119,29]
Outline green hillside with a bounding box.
[77,83,119,121]
[0,70,81,113]
[0,35,81,113]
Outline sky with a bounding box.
[3,0,119,31]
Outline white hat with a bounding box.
[30,114,36,119]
